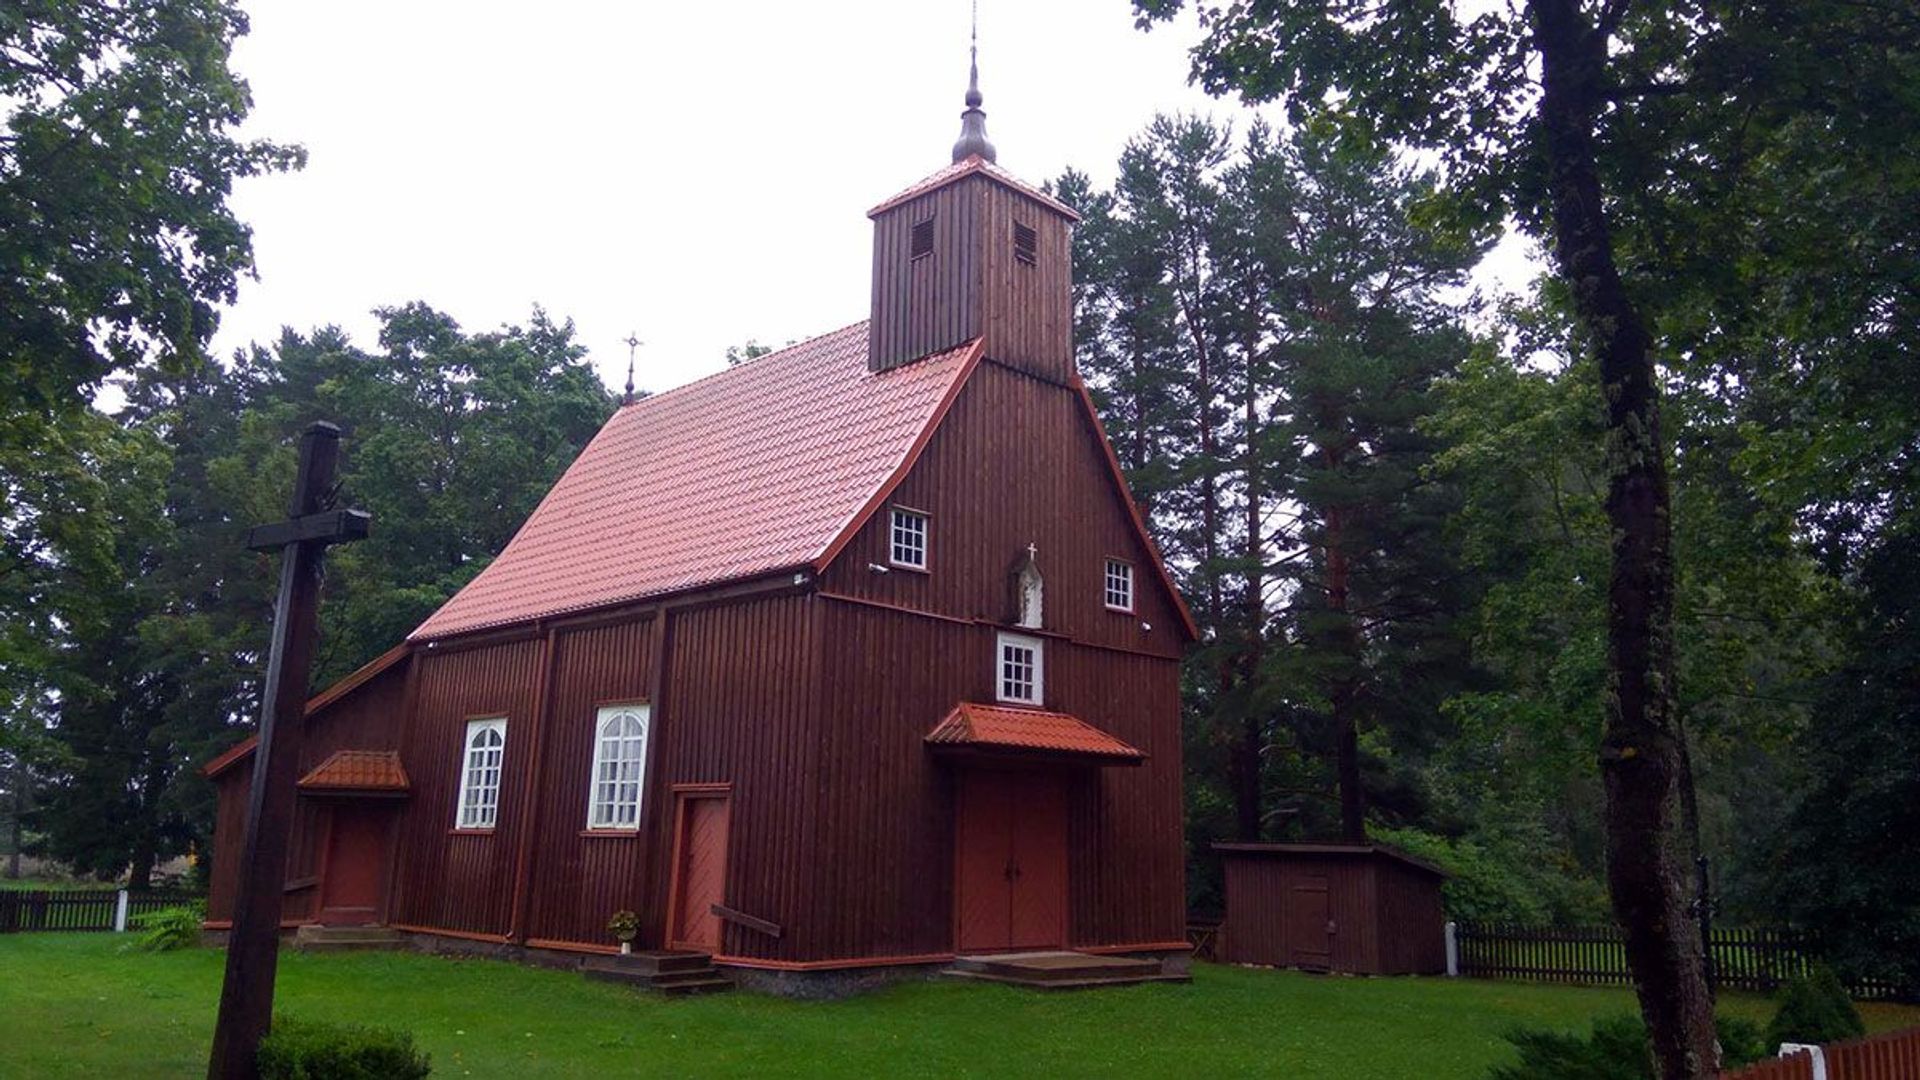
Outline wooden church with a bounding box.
[202,60,1197,989]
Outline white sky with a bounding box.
[216,0,1537,397]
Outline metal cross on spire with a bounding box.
[622,332,643,405]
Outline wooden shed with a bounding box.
[1214,843,1447,975]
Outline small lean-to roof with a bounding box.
[411,326,983,640]
[925,702,1145,765]
[1212,842,1449,879]
[868,154,1082,222]
[297,750,410,794]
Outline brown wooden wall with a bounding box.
[1377,860,1448,974]
[976,181,1074,384]
[870,178,980,372]
[820,361,1183,659]
[520,617,656,946]
[389,638,546,935]
[1220,851,1446,975]
[811,599,1185,960]
[205,659,411,924]
[869,174,1074,383]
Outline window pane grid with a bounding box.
[890,508,927,569]
[1105,559,1134,611]
[997,633,1042,704]
[587,707,649,829]
[456,721,505,829]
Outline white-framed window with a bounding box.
[455,718,506,830]
[586,704,651,830]
[996,632,1043,705]
[1104,558,1135,613]
[889,506,929,570]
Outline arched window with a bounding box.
[455,718,507,829]
[587,704,650,829]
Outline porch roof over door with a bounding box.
[925,703,1146,766]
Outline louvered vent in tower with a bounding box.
[1013,221,1037,266]
[911,217,935,259]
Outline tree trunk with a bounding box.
[129,843,155,891]
[1325,504,1366,843]
[1530,1,1719,1075]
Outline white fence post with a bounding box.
[1445,920,1459,977]
[1778,1044,1827,1080]
[113,889,129,933]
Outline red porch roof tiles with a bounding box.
[925,702,1145,764]
[410,325,983,640]
[297,750,409,794]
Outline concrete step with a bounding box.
[944,968,1191,991]
[945,951,1183,990]
[292,925,407,953]
[950,951,1163,983]
[582,951,732,995]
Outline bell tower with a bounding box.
[866,37,1079,384]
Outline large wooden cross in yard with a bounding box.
[207,422,369,1079]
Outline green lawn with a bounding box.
[3,935,1915,1078]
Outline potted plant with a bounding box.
[607,910,640,956]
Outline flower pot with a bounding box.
[620,941,632,956]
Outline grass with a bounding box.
[3,934,1915,1078]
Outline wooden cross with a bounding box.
[207,422,369,1079]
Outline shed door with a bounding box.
[669,793,730,951]
[955,770,1067,953]
[1288,878,1332,971]
[317,804,387,925]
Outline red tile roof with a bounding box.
[410,326,984,640]
[868,154,1082,222]
[297,750,410,793]
[925,702,1146,764]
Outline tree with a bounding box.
[1067,117,1481,894]
[1,0,302,420]
[1127,3,1918,1070]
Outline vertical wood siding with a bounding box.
[977,181,1074,384]
[521,618,654,946]
[820,361,1183,659]
[869,179,980,372]
[659,594,819,961]
[204,660,411,923]
[389,638,545,936]
[1221,850,1446,974]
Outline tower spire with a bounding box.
[951,1,996,164]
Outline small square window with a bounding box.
[997,632,1043,705]
[1013,221,1037,266]
[1104,559,1135,613]
[911,217,935,259]
[889,507,928,570]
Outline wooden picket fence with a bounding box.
[1455,922,1906,1000]
[1728,1025,1920,1079]
[0,889,200,933]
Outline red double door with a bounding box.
[954,769,1068,953]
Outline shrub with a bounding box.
[257,1017,431,1080]
[1488,1013,1766,1079]
[1767,965,1866,1048]
[131,902,205,952]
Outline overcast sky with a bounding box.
[217,1,1535,397]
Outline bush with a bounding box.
[1767,965,1866,1048]
[130,902,204,952]
[257,1017,431,1080]
[1488,1013,1766,1079]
